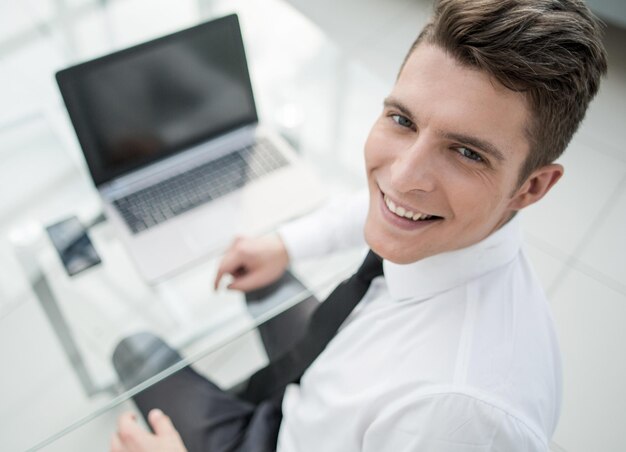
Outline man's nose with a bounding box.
[389,135,438,193]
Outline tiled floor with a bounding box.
[0,0,624,451]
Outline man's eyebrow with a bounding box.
[383,96,415,120]
[384,96,505,162]
[443,132,506,162]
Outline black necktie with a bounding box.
[242,250,384,404]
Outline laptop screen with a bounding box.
[56,14,257,186]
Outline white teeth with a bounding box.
[384,194,434,222]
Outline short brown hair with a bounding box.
[403,0,608,185]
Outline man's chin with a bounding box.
[364,225,423,265]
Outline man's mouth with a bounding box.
[382,193,443,222]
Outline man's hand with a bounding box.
[214,234,290,292]
[110,409,187,452]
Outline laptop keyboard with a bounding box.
[113,140,289,234]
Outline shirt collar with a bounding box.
[382,215,522,301]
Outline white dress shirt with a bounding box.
[275,191,562,451]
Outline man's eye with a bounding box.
[391,114,414,129]
[456,146,483,162]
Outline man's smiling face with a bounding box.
[364,43,549,264]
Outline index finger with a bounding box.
[117,412,147,444]
[214,249,244,290]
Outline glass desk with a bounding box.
[0,0,388,450]
[12,207,365,451]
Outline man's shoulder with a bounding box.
[369,385,550,449]
[458,250,562,439]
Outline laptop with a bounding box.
[56,14,326,282]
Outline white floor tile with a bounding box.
[0,1,34,41]
[576,182,626,290]
[550,268,626,452]
[0,29,67,127]
[0,117,78,221]
[284,0,435,87]
[523,242,567,292]
[351,1,432,85]
[520,137,626,258]
[285,0,419,54]
[318,61,389,183]
[0,297,101,451]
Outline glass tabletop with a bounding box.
[12,215,365,451]
[0,0,389,450]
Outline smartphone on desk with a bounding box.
[46,216,101,276]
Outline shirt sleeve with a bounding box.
[277,189,369,261]
[362,392,549,452]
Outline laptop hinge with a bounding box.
[99,124,258,200]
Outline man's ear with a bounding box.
[509,163,564,210]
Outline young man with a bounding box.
[111,0,607,450]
